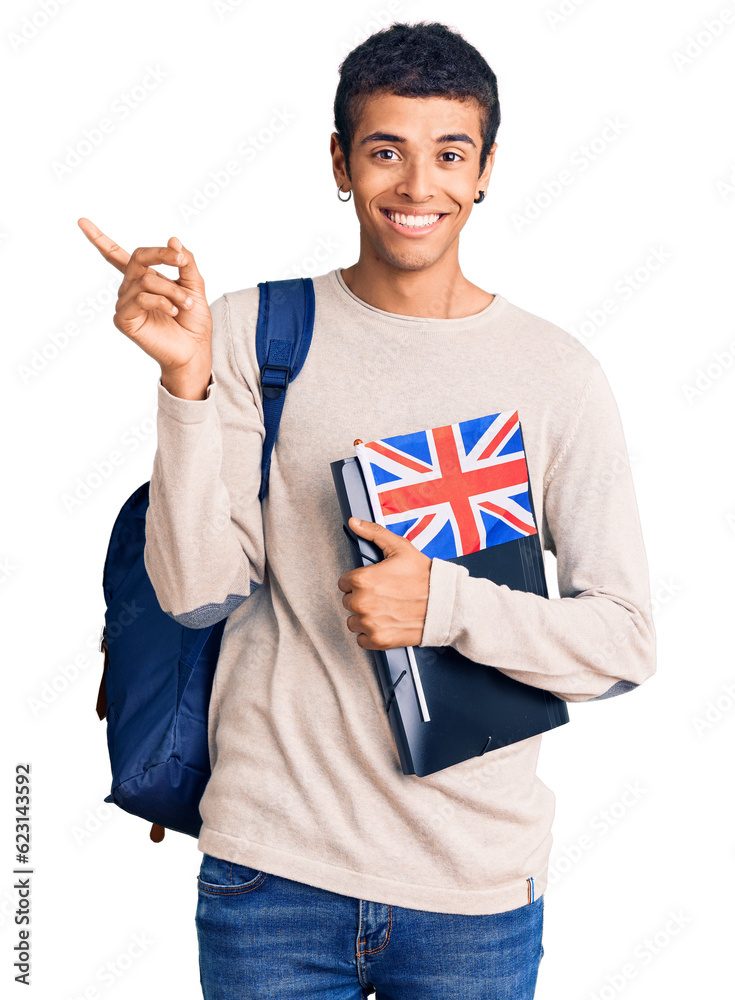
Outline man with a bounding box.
[79,19,656,1000]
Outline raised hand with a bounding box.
[77,218,212,399]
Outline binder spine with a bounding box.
[330,457,417,774]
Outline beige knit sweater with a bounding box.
[143,267,656,915]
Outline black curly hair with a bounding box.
[333,21,501,182]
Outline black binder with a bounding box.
[330,429,569,777]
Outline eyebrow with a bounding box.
[359,131,477,148]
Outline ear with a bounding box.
[478,141,497,192]
[330,132,350,192]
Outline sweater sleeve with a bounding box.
[418,361,657,703]
[143,292,266,629]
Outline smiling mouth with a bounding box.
[380,208,447,233]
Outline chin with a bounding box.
[378,243,439,272]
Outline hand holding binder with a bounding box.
[337,515,432,652]
[331,408,569,777]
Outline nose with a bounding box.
[394,157,436,206]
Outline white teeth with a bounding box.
[386,210,441,228]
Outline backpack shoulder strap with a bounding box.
[255,277,315,500]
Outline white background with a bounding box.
[3,0,734,997]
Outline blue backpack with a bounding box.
[96,277,315,842]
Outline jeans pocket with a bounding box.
[197,851,268,895]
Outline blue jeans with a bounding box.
[195,851,545,999]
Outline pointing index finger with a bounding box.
[78,218,177,282]
[77,217,131,274]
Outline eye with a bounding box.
[373,149,398,160]
[441,151,463,162]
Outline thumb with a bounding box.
[349,517,402,555]
[168,235,205,293]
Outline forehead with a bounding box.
[355,91,483,142]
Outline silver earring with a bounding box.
[337,185,352,202]
[474,190,485,204]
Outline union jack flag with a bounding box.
[354,410,538,560]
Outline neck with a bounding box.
[340,246,494,320]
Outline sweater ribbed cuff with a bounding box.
[419,557,469,648]
[157,371,216,423]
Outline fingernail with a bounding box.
[184,296,193,308]
[176,253,186,264]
